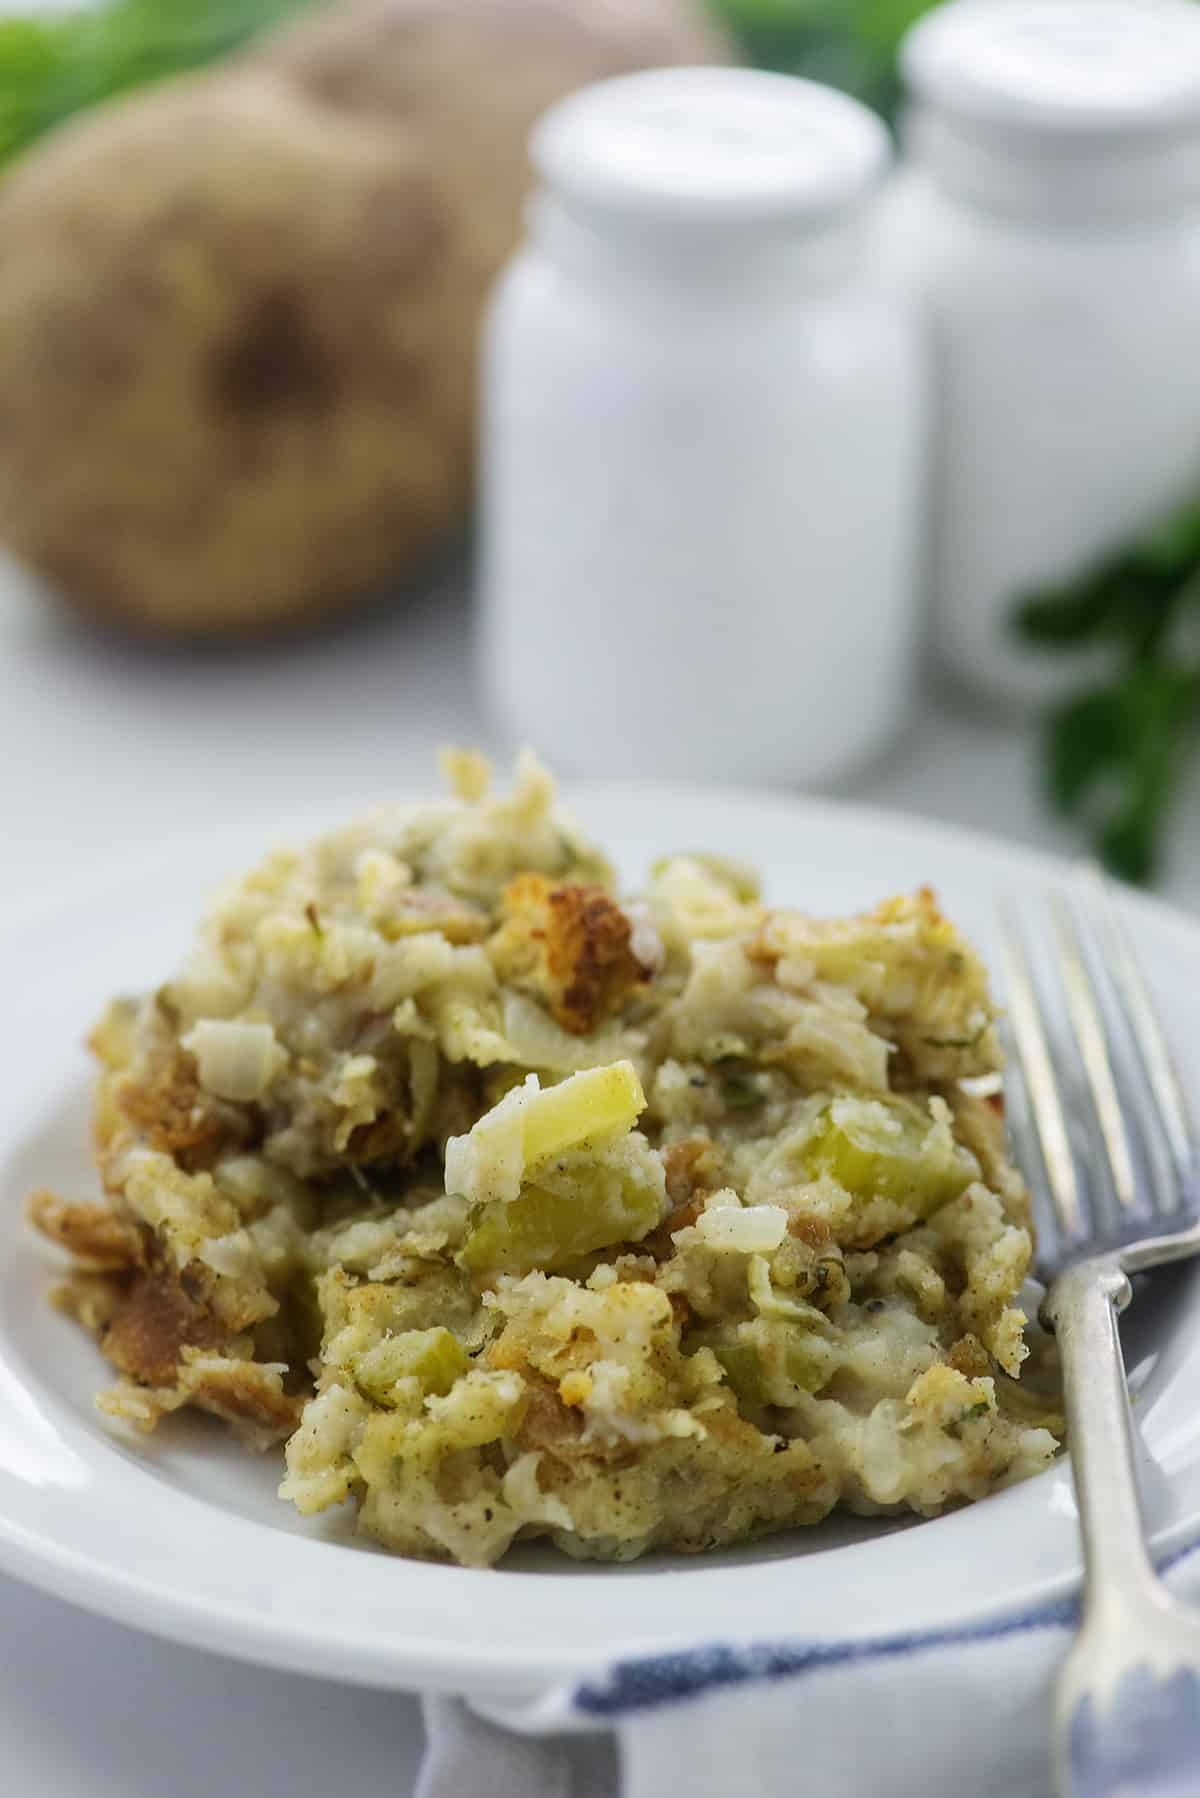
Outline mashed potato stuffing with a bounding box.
[30,751,1060,1565]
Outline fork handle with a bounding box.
[1045,1259,1200,1796]
[1046,1258,1148,1601]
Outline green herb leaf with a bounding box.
[1014,579,1113,648]
[1038,664,1200,883]
[1015,488,1200,884]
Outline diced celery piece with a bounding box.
[353,1327,469,1404]
[457,1162,661,1277]
[687,1329,765,1407]
[782,1333,830,1393]
[801,1096,977,1214]
[446,1060,647,1207]
[521,1061,646,1167]
[689,1325,830,1405]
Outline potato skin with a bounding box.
[0,0,728,635]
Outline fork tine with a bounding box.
[1049,894,1140,1215]
[998,905,1086,1239]
[1080,863,1197,1194]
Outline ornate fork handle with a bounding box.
[1046,1259,1200,1797]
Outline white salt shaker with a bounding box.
[478,67,925,784]
[889,0,1200,707]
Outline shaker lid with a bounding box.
[531,67,889,229]
[902,0,1200,136]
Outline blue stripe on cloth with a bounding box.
[573,1527,1200,1718]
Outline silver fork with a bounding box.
[1000,869,1200,1798]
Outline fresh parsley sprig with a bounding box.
[1013,501,1200,883]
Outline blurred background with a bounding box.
[0,0,1198,909]
[1,10,1199,1788]
[0,0,928,166]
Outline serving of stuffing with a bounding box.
[29,751,1061,1566]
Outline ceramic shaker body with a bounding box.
[888,0,1200,707]
[479,67,925,783]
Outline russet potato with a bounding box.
[0,0,728,634]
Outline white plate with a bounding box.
[2,783,1199,1701]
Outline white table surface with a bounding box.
[2,553,1198,1796]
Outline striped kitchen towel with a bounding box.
[416,1532,1200,1798]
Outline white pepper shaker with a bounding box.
[477,67,925,785]
[888,0,1200,708]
